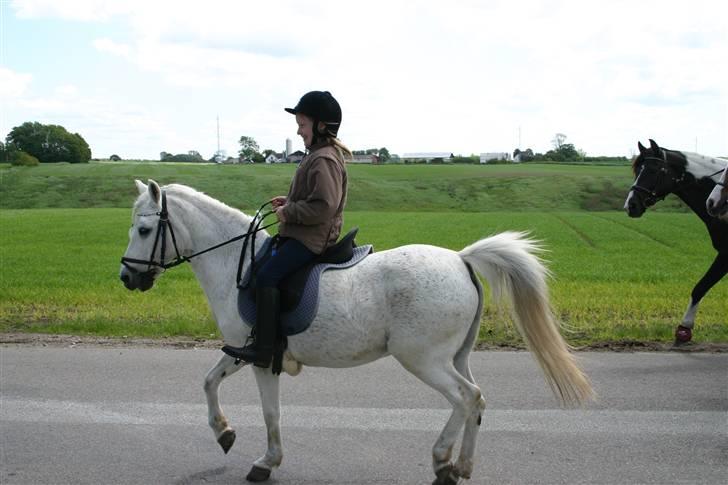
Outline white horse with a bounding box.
[706,162,728,221]
[120,180,593,484]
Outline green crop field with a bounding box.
[0,161,725,346]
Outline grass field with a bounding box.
[0,161,692,212]
[1,207,725,346]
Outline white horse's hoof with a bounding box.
[217,429,236,454]
[433,464,460,485]
[246,465,271,482]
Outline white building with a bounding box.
[401,152,453,163]
[480,152,511,163]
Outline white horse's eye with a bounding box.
[138,227,152,237]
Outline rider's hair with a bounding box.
[328,137,352,162]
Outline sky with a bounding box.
[1,0,726,160]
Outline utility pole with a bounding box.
[217,115,221,156]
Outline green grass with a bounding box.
[0,161,692,212]
[1,208,725,345]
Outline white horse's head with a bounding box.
[120,179,178,291]
[706,164,728,220]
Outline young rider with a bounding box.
[223,90,351,367]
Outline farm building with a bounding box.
[351,154,380,164]
[265,152,286,164]
[401,152,453,163]
[480,152,511,163]
[286,150,305,163]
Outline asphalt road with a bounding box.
[1,347,726,484]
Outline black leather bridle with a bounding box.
[120,190,276,284]
[630,151,686,207]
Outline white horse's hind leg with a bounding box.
[452,355,485,480]
[203,354,245,453]
[396,355,482,485]
[246,367,283,482]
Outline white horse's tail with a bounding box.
[459,231,594,406]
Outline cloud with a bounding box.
[0,67,33,98]
[7,0,727,157]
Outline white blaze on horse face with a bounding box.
[624,190,635,211]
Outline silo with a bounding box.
[285,138,292,157]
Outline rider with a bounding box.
[223,90,351,367]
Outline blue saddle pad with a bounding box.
[237,238,372,336]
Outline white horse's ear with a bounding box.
[637,141,646,154]
[649,139,660,153]
[135,179,147,195]
[148,179,161,205]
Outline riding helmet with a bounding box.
[285,91,342,138]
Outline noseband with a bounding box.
[120,191,276,282]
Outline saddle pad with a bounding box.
[237,244,372,336]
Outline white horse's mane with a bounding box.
[136,183,253,226]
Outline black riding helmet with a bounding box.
[285,91,342,139]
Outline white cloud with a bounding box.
[6,0,728,157]
[0,67,33,98]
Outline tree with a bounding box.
[6,121,91,163]
[551,133,567,150]
[378,147,391,163]
[238,136,262,162]
[543,143,581,162]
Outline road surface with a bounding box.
[1,347,726,484]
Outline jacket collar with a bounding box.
[307,139,329,154]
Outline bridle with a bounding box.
[630,150,687,206]
[120,190,276,284]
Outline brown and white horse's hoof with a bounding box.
[674,325,692,345]
[217,429,236,454]
[246,465,271,482]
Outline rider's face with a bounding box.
[296,113,314,148]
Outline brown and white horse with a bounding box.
[624,139,727,344]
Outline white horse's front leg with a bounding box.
[203,353,246,453]
[246,367,283,482]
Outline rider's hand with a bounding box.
[271,196,287,208]
[275,205,288,222]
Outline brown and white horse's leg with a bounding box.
[396,355,482,485]
[203,354,245,453]
[246,367,283,482]
[677,251,728,344]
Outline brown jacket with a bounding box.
[278,141,348,254]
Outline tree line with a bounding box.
[2,122,91,165]
[2,123,628,167]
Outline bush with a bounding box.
[6,121,91,163]
[10,151,40,166]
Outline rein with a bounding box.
[120,191,277,280]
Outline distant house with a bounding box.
[479,152,511,164]
[265,152,286,164]
[286,150,305,163]
[351,154,379,164]
[401,152,453,163]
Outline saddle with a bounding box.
[237,228,372,336]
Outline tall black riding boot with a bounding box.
[222,287,279,368]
